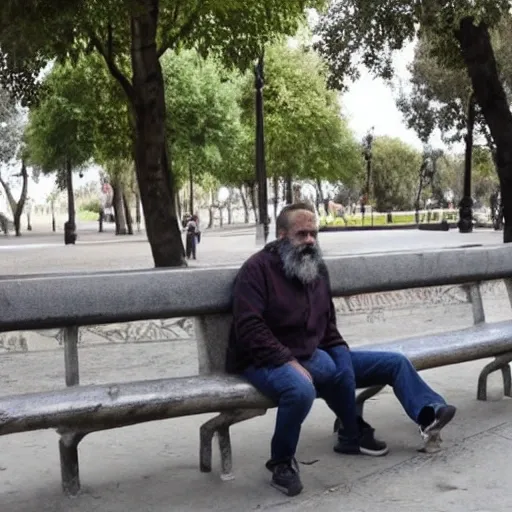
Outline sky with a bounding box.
[2,41,450,208]
[341,41,447,151]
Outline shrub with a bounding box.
[80,199,101,214]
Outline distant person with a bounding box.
[337,203,348,225]
[185,214,200,260]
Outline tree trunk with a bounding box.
[239,185,249,223]
[14,160,29,236]
[188,161,194,216]
[273,175,279,220]
[247,182,258,222]
[0,162,28,237]
[227,195,233,224]
[315,179,329,216]
[51,202,56,232]
[314,179,322,215]
[456,18,512,242]
[134,191,141,231]
[66,160,76,229]
[207,189,214,228]
[112,181,128,235]
[176,191,182,220]
[123,191,134,235]
[131,1,184,265]
[285,174,293,204]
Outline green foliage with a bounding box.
[0,0,325,105]
[0,85,24,164]
[162,50,242,189]
[25,62,95,175]
[397,15,512,146]
[320,212,450,227]
[438,147,498,205]
[77,209,100,221]
[237,42,362,187]
[370,136,422,211]
[80,198,101,214]
[314,0,509,91]
[396,37,472,145]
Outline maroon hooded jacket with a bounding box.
[226,241,347,373]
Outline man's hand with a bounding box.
[288,359,313,383]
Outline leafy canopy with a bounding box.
[0,0,326,104]
[236,41,362,186]
[314,0,509,90]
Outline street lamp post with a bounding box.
[362,128,374,227]
[254,54,269,244]
[458,93,475,233]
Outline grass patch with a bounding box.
[77,209,99,221]
[320,212,458,227]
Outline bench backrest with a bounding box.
[2,245,512,378]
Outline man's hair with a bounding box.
[276,202,316,233]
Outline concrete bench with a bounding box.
[1,245,512,495]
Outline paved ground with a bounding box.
[0,220,505,274]
[1,223,512,511]
[1,341,511,512]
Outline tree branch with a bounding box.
[0,174,17,214]
[88,29,135,102]
[157,3,203,58]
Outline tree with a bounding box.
[162,49,242,216]
[315,1,512,242]
[369,136,422,211]
[83,55,137,236]
[237,41,362,212]
[397,17,512,150]
[438,147,498,207]
[0,0,323,266]
[25,62,96,236]
[0,86,29,235]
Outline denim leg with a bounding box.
[351,350,446,423]
[302,347,359,440]
[244,363,316,462]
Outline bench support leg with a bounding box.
[333,386,385,433]
[477,353,512,401]
[59,432,87,496]
[200,409,266,479]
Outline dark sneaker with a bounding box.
[334,419,389,456]
[359,425,389,456]
[419,404,456,438]
[334,430,389,456]
[266,458,303,497]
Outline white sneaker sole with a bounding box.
[360,445,390,457]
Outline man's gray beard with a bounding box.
[278,239,323,284]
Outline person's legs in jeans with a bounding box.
[323,345,389,455]
[243,363,315,496]
[301,348,359,442]
[351,350,456,433]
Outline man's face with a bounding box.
[281,210,319,248]
[278,209,322,284]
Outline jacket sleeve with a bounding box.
[232,260,294,367]
[319,297,349,350]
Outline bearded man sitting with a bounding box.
[226,202,456,497]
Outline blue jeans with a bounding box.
[243,347,446,462]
